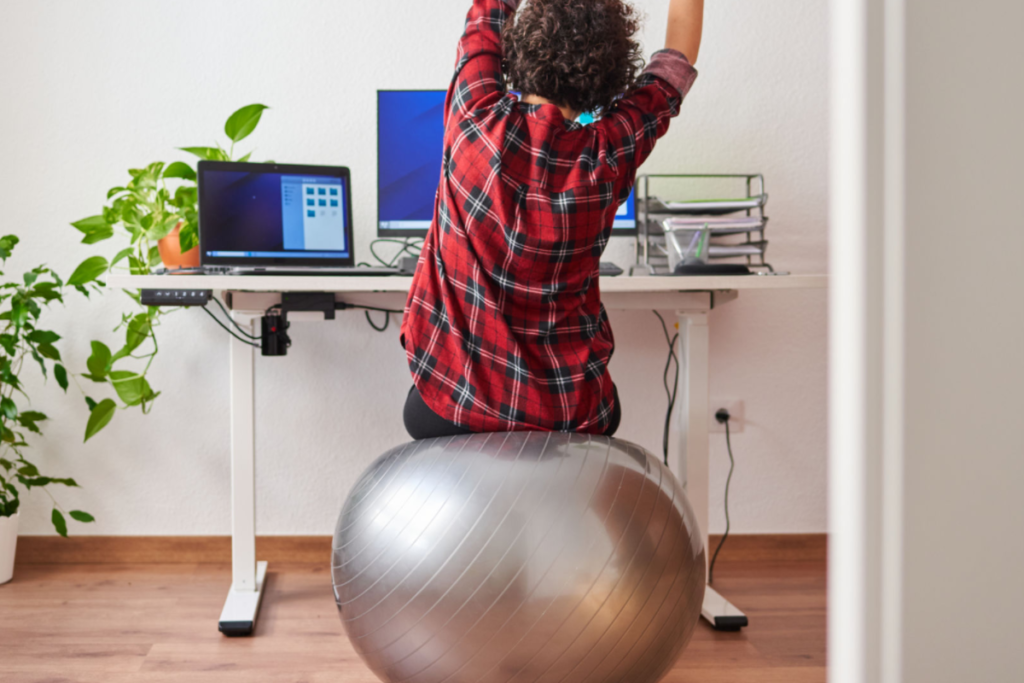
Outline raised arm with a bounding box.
[665,0,704,64]
[445,0,521,126]
[591,0,702,180]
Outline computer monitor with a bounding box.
[198,161,354,268]
[377,90,637,237]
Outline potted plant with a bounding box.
[65,104,269,442]
[0,235,95,584]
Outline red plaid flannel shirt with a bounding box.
[402,0,697,434]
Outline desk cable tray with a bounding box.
[631,173,774,274]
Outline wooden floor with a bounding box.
[0,548,825,682]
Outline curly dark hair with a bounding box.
[502,0,645,116]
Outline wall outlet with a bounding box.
[710,399,745,433]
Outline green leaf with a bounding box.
[179,146,229,161]
[84,396,97,411]
[30,348,48,379]
[30,286,62,303]
[109,370,150,407]
[68,256,109,286]
[128,255,148,275]
[36,342,60,361]
[0,498,18,517]
[147,214,179,242]
[125,314,151,353]
[52,508,68,537]
[0,334,16,356]
[84,398,116,442]
[178,221,199,253]
[111,247,134,268]
[127,162,162,191]
[54,363,68,391]
[86,341,111,379]
[163,161,196,181]
[10,300,28,328]
[81,226,115,245]
[237,152,252,163]
[107,186,127,199]
[17,411,46,434]
[17,463,38,477]
[171,184,197,209]
[71,215,107,233]
[23,271,38,287]
[72,216,115,245]
[21,476,51,488]
[27,330,60,344]
[0,396,16,420]
[69,510,95,523]
[0,234,20,260]
[224,104,269,143]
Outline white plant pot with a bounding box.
[0,513,18,585]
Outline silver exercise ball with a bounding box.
[332,432,706,683]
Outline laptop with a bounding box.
[197,160,395,275]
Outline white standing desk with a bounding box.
[109,273,827,635]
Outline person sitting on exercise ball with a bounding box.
[401,0,704,440]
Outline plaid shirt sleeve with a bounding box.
[594,49,699,176]
[446,0,521,127]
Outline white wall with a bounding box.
[0,0,829,536]
[828,1,1024,681]
[900,1,1024,680]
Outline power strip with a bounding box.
[140,289,212,307]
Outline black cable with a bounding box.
[211,297,259,339]
[349,304,403,315]
[708,417,736,585]
[364,310,390,332]
[369,238,423,267]
[202,306,260,347]
[660,332,679,466]
[333,302,402,333]
[653,311,681,466]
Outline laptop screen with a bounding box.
[199,162,354,267]
[377,90,637,237]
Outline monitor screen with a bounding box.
[199,162,354,267]
[377,90,637,237]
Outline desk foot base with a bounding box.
[218,561,267,637]
[701,584,748,631]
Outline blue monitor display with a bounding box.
[377,90,637,236]
[199,163,353,267]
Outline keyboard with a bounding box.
[599,262,624,277]
[233,267,399,276]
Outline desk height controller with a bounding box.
[140,289,212,307]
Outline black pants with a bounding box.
[403,385,622,440]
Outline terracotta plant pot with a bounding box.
[157,222,200,269]
[0,512,17,585]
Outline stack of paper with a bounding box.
[639,194,768,216]
[662,215,768,235]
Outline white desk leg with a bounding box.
[677,311,748,631]
[219,313,267,636]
